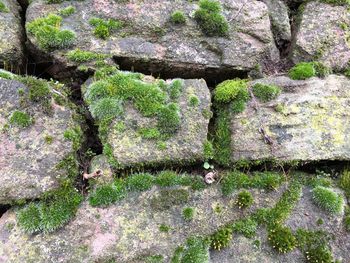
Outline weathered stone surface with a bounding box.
[262,0,291,47]
[25,0,279,79]
[0,184,283,262]
[0,75,79,204]
[230,75,350,162]
[291,2,350,70]
[0,0,24,67]
[89,155,114,185]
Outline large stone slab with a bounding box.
[25,0,279,79]
[0,0,24,68]
[291,1,350,70]
[230,75,350,162]
[0,73,81,204]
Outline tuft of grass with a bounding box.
[0,1,9,12]
[63,126,83,151]
[288,62,331,80]
[182,207,195,221]
[170,10,186,24]
[268,224,297,253]
[89,17,123,39]
[231,218,257,238]
[212,107,231,166]
[203,140,214,160]
[17,185,82,233]
[189,94,200,107]
[27,14,75,50]
[155,171,188,187]
[312,186,344,214]
[125,173,154,191]
[252,83,281,102]
[339,169,350,198]
[214,79,249,106]
[194,0,229,37]
[236,190,253,209]
[59,6,75,17]
[9,110,33,128]
[89,180,126,207]
[159,224,171,232]
[210,226,233,250]
[67,49,107,63]
[138,127,161,139]
[172,236,210,263]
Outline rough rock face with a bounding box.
[291,2,350,70]
[0,184,283,262]
[0,75,80,204]
[25,0,279,79]
[0,0,24,67]
[230,75,350,162]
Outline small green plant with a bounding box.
[89,180,126,207]
[214,79,249,105]
[312,186,344,214]
[203,140,214,160]
[64,126,83,151]
[89,17,123,39]
[304,246,333,263]
[9,110,33,128]
[268,225,297,253]
[189,94,200,107]
[159,224,171,232]
[0,1,9,12]
[170,10,186,24]
[316,218,324,226]
[59,6,75,17]
[252,83,281,102]
[67,49,107,63]
[319,0,350,5]
[182,207,195,221]
[194,0,229,37]
[339,169,350,198]
[288,62,331,80]
[155,171,187,187]
[344,214,350,231]
[210,226,233,250]
[232,218,258,238]
[27,14,76,50]
[125,173,154,191]
[138,127,161,139]
[44,135,54,144]
[171,236,210,263]
[236,190,253,209]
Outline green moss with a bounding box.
[344,214,350,231]
[188,94,200,107]
[214,79,249,104]
[44,135,54,144]
[9,110,33,128]
[171,236,210,263]
[312,186,344,214]
[288,62,331,80]
[138,127,161,139]
[59,6,75,17]
[27,14,76,50]
[252,83,281,102]
[89,180,126,207]
[170,10,186,24]
[0,1,9,13]
[231,218,258,238]
[210,226,233,250]
[194,0,229,37]
[157,103,181,135]
[182,207,195,221]
[339,169,350,198]
[236,190,253,209]
[159,224,171,232]
[145,255,164,263]
[155,171,188,187]
[212,107,231,166]
[319,0,350,5]
[56,153,79,179]
[157,141,167,150]
[268,224,297,253]
[17,185,82,233]
[67,49,107,63]
[125,173,154,191]
[150,189,189,211]
[18,76,51,103]
[203,140,214,160]
[64,126,83,151]
[0,70,14,79]
[89,17,123,39]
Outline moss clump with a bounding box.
[252,83,281,102]
[17,185,82,233]
[89,17,123,39]
[312,186,344,214]
[155,171,190,187]
[236,190,253,209]
[59,6,75,17]
[150,189,189,211]
[89,181,126,207]
[159,224,171,232]
[188,94,200,107]
[171,236,210,263]
[125,173,154,191]
[203,140,214,160]
[171,11,186,24]
[231,218,258,238]
[288,62,331,80]
[339,169,350,198]
[210,226,233,250]
[214,79,249,106]
[138,127,161,139]
[194,0,229,37]
[9,110,33,128]
[0,70,14,79]
[268,225,297,253]
[67,49,107,63]
[182,207,195,221]
[27,14,75,50]
[0,1,9,12]
[64,126,83,151]
[212,108,231,166]
[319,0,350,5]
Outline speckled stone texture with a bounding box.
[0,0,24,67]
[291,1,350,70]
[230,75,350,162]
[25,0,279,79]
[0,77,79,204]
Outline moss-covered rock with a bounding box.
[221,75,350,163]
[0,0,24,68]
[0,72,82,204]
[25,0,279,79]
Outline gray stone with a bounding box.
[230,75,350,162]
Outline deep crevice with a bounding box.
[0,205,10,218]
